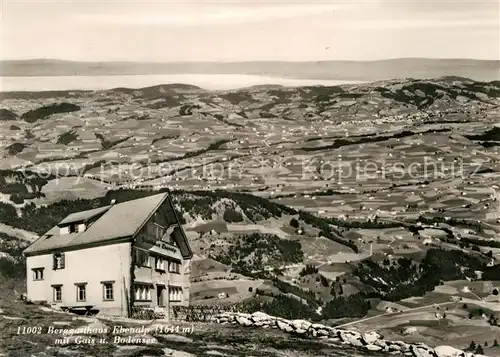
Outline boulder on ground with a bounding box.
[163,347,196,357]
[363,331,383,344]
[366,344,383,351]
[235,315,253,326]
[276,320,294,333]
[434,345,469,357]
[338,330,364,347]
[410,343,437,357]
[291,319,312,331]
[251,312,272,321]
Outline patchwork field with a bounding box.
[1,77,500,356]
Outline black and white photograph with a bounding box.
[0,1,499,356]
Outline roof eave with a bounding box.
[163,191,192,259]
[23,236,133,257]
[131,193,170,240]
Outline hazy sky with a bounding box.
[1,0,499,62]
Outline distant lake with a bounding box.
[0,74,363,92]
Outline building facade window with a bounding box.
[169,260,181,274]
[169,286,182,302]
[52,285,62,302]
[32,268,44,280]
[69,224,78,233]
[155,256,166,271]
[135,249,150,267]
[154,223,165,240]
[76,283,86,302]
[134,284,152,301]
[102,281,114,301]
[53,253,65,270]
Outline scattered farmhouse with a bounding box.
[23,192,192,319]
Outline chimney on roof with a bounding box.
[110,199,116,205]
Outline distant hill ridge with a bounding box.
[1,76,499,106]
[1,58,499,81]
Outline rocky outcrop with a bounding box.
[212,312,485,357]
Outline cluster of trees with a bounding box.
[289,218,300,228]
[292,204,402,231]
[374,82,449,108]
[179,103,202,116]
[218,92,253,105]
[460,237,500,249]
[355,248,488,302]
[151,134,179,145]
[301,128,448,152]
[151,138,232,165]
[325,215,402,230]
[462,81,500,98]
[6,143,26,156]
[81,159,108,175]
[254,285,372,321]
[375,81,497,109]
[356,257,420,294]
[269,277,321,309]
[175,189,297,222]
[417,215,483,234]
[467,339,500,354]
[10,192,45,204]
[147,97,180,109]
[56,130,78,145]
[298,267,330,288]
[213,233,304,274]
[222,209,244,223]
[464,306,499,326]
[21,102,81,123]
[0,169,54,204]
[100,135,132,150]
[258,294,319,321]
[318,275,329,287]
[176,195,217,220]
[483,264,500,280]
[298,211,358,253]
[488,314,499,326]
[0,232,27,280]
[322,293,371,319]
[465,126,500,142]
[212,113,245,128]
[0,108,17,121]
[330,282,345,297]
[0,176,47,204]
[0,188,302,236]
[299,265,319,277]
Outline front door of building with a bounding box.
[157,285,165,307]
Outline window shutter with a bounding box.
[60,253,65,269]
[53,255,56,270]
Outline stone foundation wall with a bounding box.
[211,311,487,357]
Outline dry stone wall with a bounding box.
[212,311,489,357]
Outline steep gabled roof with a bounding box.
[23,192,191,258]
